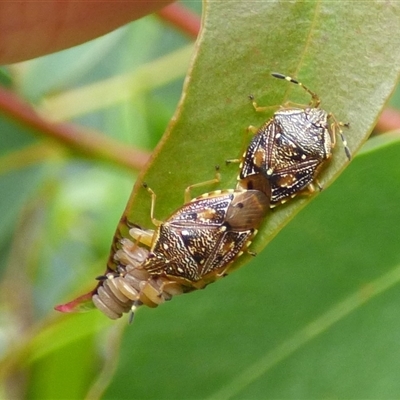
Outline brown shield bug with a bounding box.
[91,171,270,320]
[130,184,270,289]
[236,72,350,206]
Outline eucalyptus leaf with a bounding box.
[115,1,400,272]
[102,1,400,399]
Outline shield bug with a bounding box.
[91,171,225,320]
[236,72,350,206]
[130,186,270,290]
[92,174,270,320]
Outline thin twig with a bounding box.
[0,87,150,171]
[157,3,201,39]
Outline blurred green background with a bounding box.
[1,1,400,399]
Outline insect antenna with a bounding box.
[271,72,321,107]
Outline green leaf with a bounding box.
[105,133,400,399]
[102,1,400,399]
[2,1,400,399]
[116,0,400,275]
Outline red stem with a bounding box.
[0,87,150,171]
[157,3,201,39]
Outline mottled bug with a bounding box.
[91,172,223,319]
[92,175,270,320]
[130,185,270,290]
[236,72,351,206]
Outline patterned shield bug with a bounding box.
[73,169,271,321]
[236,72,351,206]
[91,171,224,320]
[91,174,270,320]
[130,186,270,290]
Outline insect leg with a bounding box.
[184,167,221,203]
